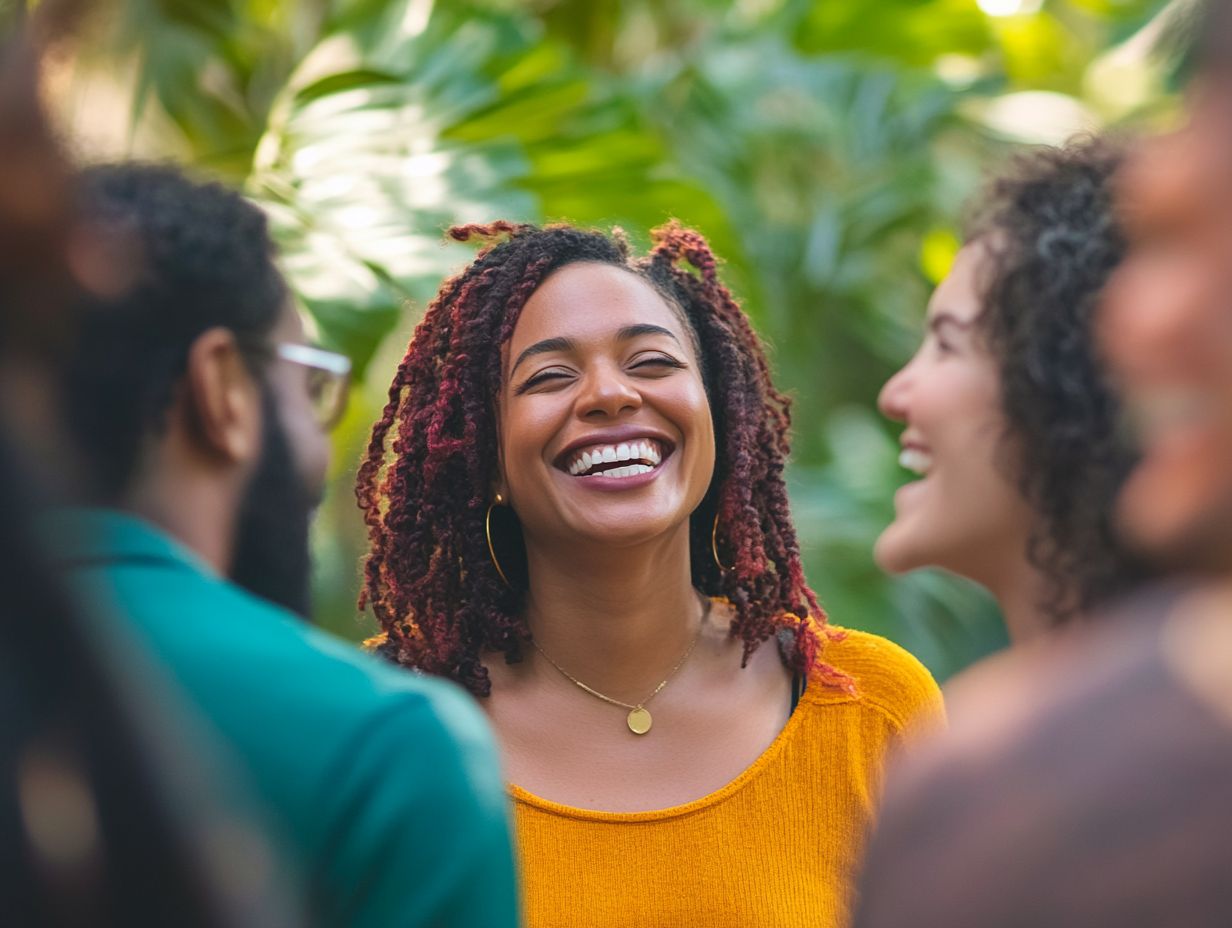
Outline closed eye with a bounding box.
[926,312,974,356]
[631,355,687,372]
[515,368,575,395]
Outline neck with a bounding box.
[522,522,704,699]
[120,448,241,576]
[984,555,1053,645]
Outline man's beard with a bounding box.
[229,389,313,618]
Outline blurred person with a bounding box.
[358,220,943,927]
[0,14,304,927]
[876,137,1149,643]
[46,162,519,928]
[850,586,1232,928]
[852,7,1232,926]
[1,387,306,928]
[1100,47,1232,574]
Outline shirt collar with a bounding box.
[40,507,218,577]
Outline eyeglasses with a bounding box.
[276,342,352,430]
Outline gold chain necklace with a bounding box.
[530,598,711,736]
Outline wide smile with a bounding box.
[898,445,932,477]
[560,437,671,480]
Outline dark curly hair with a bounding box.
[65,162,288,500]
[967,137,1149,623]
[357,220,848,697]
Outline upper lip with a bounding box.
[899,432,930,452]
[554,425,677,470]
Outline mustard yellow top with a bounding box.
[511,626,944,928]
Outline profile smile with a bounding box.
[896,432,933,477]
[898,445,932,477]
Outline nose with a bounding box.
[878,360,913,424]
[576,362,642,420]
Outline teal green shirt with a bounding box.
[45,509,519,928]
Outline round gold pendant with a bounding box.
[627,706,653,735]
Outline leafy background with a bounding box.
[50,0,1187,680]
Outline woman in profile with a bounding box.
[358,220,942,926]
[875,138,1148,643]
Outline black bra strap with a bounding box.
[789,672,805,715]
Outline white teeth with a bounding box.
[566,439,667,475]
[899,448,932,476]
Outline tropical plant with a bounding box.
[52,0,1181,679]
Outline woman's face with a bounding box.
[498,262,715,553]
[1102,91,1232,570]
[874,242,1034,586]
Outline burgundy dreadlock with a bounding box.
[357,220,848,697]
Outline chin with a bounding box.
[577,520,680,549]
[1119,486,1232,572]
[1117,461,1200,551]
[874,525,926,575]
[556,502,687,549]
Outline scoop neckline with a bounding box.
[507,670,857,823]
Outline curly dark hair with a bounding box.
[967,137,1149,623]
[357,220,848,697]
[65,162,288,500]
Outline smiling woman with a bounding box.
[357,220,942,927]
[875,138,1150,642]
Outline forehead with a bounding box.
[508,262,688,355]
[927,241,988,323]
[1125,98,1232,226]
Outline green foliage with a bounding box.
[793,0,994,64]
[63,0,1180,680]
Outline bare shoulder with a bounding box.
[815,626,945,733]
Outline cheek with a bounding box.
[927,386,1017,513]
[498,396,562,492]
[675,381,716,470]
[917,370,1004,451]
[286,409,330,495]
[267,375,330,494]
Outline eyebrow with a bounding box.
[618,323,681,344]
[511,337,575,376]
[509,324,682,375]
[927,311,976,333]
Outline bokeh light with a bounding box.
[977,0,1045,16]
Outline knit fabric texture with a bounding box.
[512,626,944,928]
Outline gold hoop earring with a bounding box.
[711,512,732,573]
[486,493,512,589]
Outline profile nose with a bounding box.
[577,362,642,419]
[878,361,913,424]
